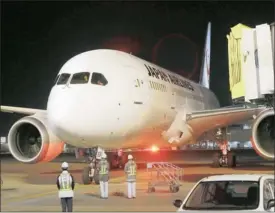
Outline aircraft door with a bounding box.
[171,89,177,112]
[133,78,147,103]
[131,77,148,130]
[114,72,148,139]
[175,90,186,111]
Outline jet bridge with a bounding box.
[227,22,274,106]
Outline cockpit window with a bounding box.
[56,73,71,85]
[70,72,90,84]
[54,74,60,85]
[91,72,108,86]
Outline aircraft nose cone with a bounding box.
[47,90,75,131]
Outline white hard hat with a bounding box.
[128,154,133,160]
[61,162,69,169]
[101,153,107,159]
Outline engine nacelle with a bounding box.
[8,114,64,163]
[251,108,274,160]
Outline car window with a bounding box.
[264,179,275,210]
[183,181,259,210]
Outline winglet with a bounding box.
[199,22,211,89]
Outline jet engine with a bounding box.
[251,108,274,160]
[8,115,64,163]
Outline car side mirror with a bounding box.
[267,199,275,210]
[173,199,183,208]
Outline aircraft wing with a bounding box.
[0,105,46,115]
[186,106,266,137]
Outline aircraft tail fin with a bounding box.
[199,22,211,89]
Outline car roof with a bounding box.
[200,174,274,182]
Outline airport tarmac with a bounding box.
[1,151,274,211]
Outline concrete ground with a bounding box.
[1,150,273,211]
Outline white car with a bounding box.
[174,174,274,212]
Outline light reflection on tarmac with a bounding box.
[1,150,273,211]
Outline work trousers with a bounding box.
[99,181,108,198]
[127,181,136,198]
[60,197,73,212]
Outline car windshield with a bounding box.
[183,181,259,210]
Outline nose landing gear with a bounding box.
[213,151,236,168]
[82,147,102,185]
[212,128,237,168]
[81,147,127,185]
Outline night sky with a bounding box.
[1,1,274,135]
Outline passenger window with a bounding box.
[134,79,141,87]
[91,72,108,86]
[153,82,156,90]
[57,73,71,85]
[70,72,90,84]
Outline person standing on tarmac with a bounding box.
[56,162,75,212]
[97,153,110,199]
[124,154,137,199]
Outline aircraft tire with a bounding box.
[148,187,155,193]
[170,185,180,193]
[110,153,127,170]
[212,152,221,168]
[82,167,92,185]
[227,152,236,168]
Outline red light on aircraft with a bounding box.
[151,145,159,152]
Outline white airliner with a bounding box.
[1,22,274,168]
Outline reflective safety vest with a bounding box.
[59,173,72,191]
[127,163,136,176]
[99,162,108,175]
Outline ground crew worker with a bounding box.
[56,162,75,212]
[97,153,110,199]
[124,154,137,199]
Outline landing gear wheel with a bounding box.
[212,152,221,168]
[148,187,155,193]
[169,185,179,193]
[148,182,155,193]
[110,157,118,170]
[227,152,236,168]
[82,167,92,185]
[110,154,127,169]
